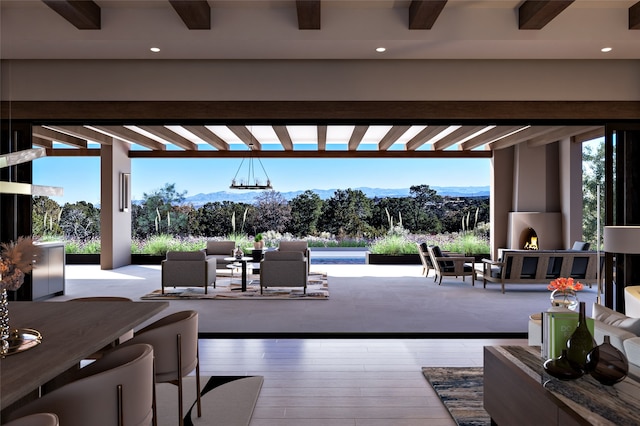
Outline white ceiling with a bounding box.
[1,0,639,60]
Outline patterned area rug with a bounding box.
[156,375,263,426]
[141,272,329,300]
[422,367,490,426]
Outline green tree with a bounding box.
[253,191,291,233]
[132,183,187,238]
[32,196,63,237]
[319,189,374,238]
[582,139,605,245]
[288,190,323,237]
[59,201,100,241]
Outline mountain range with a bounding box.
[180,186,489,207]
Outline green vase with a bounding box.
[566,301,596,372]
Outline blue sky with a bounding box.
[33,157,491,205]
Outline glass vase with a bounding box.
[550,289,579,311]
[1,289,9,356]
[566,301,596,372]
[586,335,629,385]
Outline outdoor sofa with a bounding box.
[476,249,600,294]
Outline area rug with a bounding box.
[141,272,329,300]
[155,375,263,426]
[422,367,489,426]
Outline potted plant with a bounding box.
[254,233,264,249]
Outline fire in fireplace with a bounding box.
[523,228,539,250]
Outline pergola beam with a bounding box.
[432,126,486,151]
[378,125,411,151]
[272,126,294,150]
[317,125,327,151]
[90,126,166,151]
[519,0,574,30]
[527,126,603,148]
[348,126,369,151]
[228,125,262,150]
[137,126,198,151]
[409,0,448,30]
[32,126,87,149]
[461,126,526,151]
[45,125,113,145]
[182,126,230,150]
[405,125,448,151]
[42,0,100,29]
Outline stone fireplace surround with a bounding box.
[507,212,563,250]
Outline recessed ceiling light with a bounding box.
[150,47,161,53]
[601,47,612,53]
[376,47,386,53]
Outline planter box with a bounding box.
[131,254,165,265]
[65,253,100,265]
[366,253,421,265]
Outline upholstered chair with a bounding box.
[3,413,59,426]
[202,240,236,262]
[8,344,155,426]
[161,251,216,294]
[120,310,201,426]
[260,250,308,294]
[278,240,311,272]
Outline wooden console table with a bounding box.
[484,345,640,426]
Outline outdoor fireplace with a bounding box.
[508,212,562,250]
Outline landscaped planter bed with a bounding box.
[66,253,100,265]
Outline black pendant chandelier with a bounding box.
[230,142,272,190]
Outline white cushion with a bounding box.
[623,337,640,368]
[592,303,640,336]
[625,286,640,318]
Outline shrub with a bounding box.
[369,234,418,255]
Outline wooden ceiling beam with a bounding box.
[90,126,166,150]
[129,150,492,159]
[378,125,411,151]
[490,126,559,150]
[348,126,369,151]
[168,0,211,30]
[519,0,574,30]
[296,0,321,30]
[272,126,294,150]
[137,126,197,150]
[317,125,327,151]
[461,126,526,150]
[527,126,603,148]
[45,125,113,145]
[32,136,53,149]
[32,126,87,148]
[409,0,448,30]
[228,125,262,150]
[405,125,449,151]
[42,0,101,30]
[45,148,101,157]
[573,128,605,144]
[432,126,486,151]
[182,126,229,150]
[630,2,640,30]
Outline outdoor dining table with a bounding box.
[0,300,168,415]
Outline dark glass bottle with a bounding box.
[586,335,629,385]
[543,349,584,380]
[566,301,596,372]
